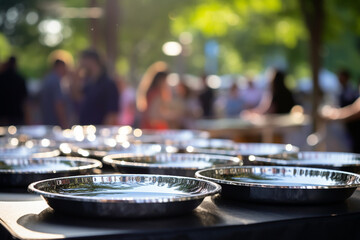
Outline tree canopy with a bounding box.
[0,0,360,83]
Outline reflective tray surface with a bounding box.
[190,143,299,159]
[0,145,60,158]
[28,174,221,218]
[1,125,61,138]
[140,129,209,140]
[126,129,210,145]
[195,166,360,204]
[180,138,235,151]
[103,153,241,177]
[72,143,178,159]
[0,157,102,187]
[253,152,360,173]
[17,125,62,138]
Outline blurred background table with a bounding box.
[195,113,310,143]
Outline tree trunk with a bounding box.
[104,0,120,77]
[89,0,100,49]
[299,0,324,141]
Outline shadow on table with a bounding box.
[211,194,358,221]
[16,204,221,235]
[14,191,360,238]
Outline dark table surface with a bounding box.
[1,188,360,240]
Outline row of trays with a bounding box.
[1,125,360,218]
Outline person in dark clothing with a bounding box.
[338,70,359,107]
[338,70,360,153]
[242,69,296,116]
[78,50,119,125]
[0,56,28,125]
[40,59,68,128]
[199,75,214,118]
[269,70,296,114]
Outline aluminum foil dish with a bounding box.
[189,143,299,165]
[125,129,210,145]
[0,145,60,158]
[177,138,235,152]
[28,174,221,218]
[103,153,241,177]
[0,156,102,187]
[195,166,360,204]
[70,142,178,159]
[1,125,62,139]
[252,151,360,173]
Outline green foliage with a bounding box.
[0,33,11,61]
[170,0,309,76]
[0,0,360,82]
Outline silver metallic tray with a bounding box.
[189,143,299,165]
[0,145,60,158]
[2,125,61,138]
[128,129,210,144]
[0,157,102,187]
[177,138,235,152]
[71,142,178,159]
[28,174,221,218]
[195,166,360,204]
[103,153,241,177]
[252,152,360,173]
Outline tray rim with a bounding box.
[195,166,360,189]
[0,156,102,174]
[0,145,61,158]
[190,143,300,156]
[103,153,241,170]
[28,174,222,203]
[253,151,360,167]
[72,143,179,158]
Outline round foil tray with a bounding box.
[252,152,360,173]
[3,125,61,138]
[195,166,360,204]
[190,143,299,164]
[129,129,210,144]
[177,138,235,152]
[71,142,178,159]
[0,157,102,187]
[0,145,60,158]
[103,153,241,177]
[28,174,221,218]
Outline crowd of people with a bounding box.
[223,70,296,118]
[1,51,360,152]
[0,51,121,129]
[40,50,120,129]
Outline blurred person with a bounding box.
[338,69,359,107]
[322,70,360,153]
[322,99,360,153]
[242,78,262,109]
[198,74,214,118]
[136,61,168,112]
[0,56,29,125]
[225,83,243,117]
[46,49,79,125]
[244,70,296,115]
[116,77,136,126]
[40,59,69,128]
[139,71,171,129]
[174,81,202,128]
[78,49,119,125]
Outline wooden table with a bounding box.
[194,113,310,142]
